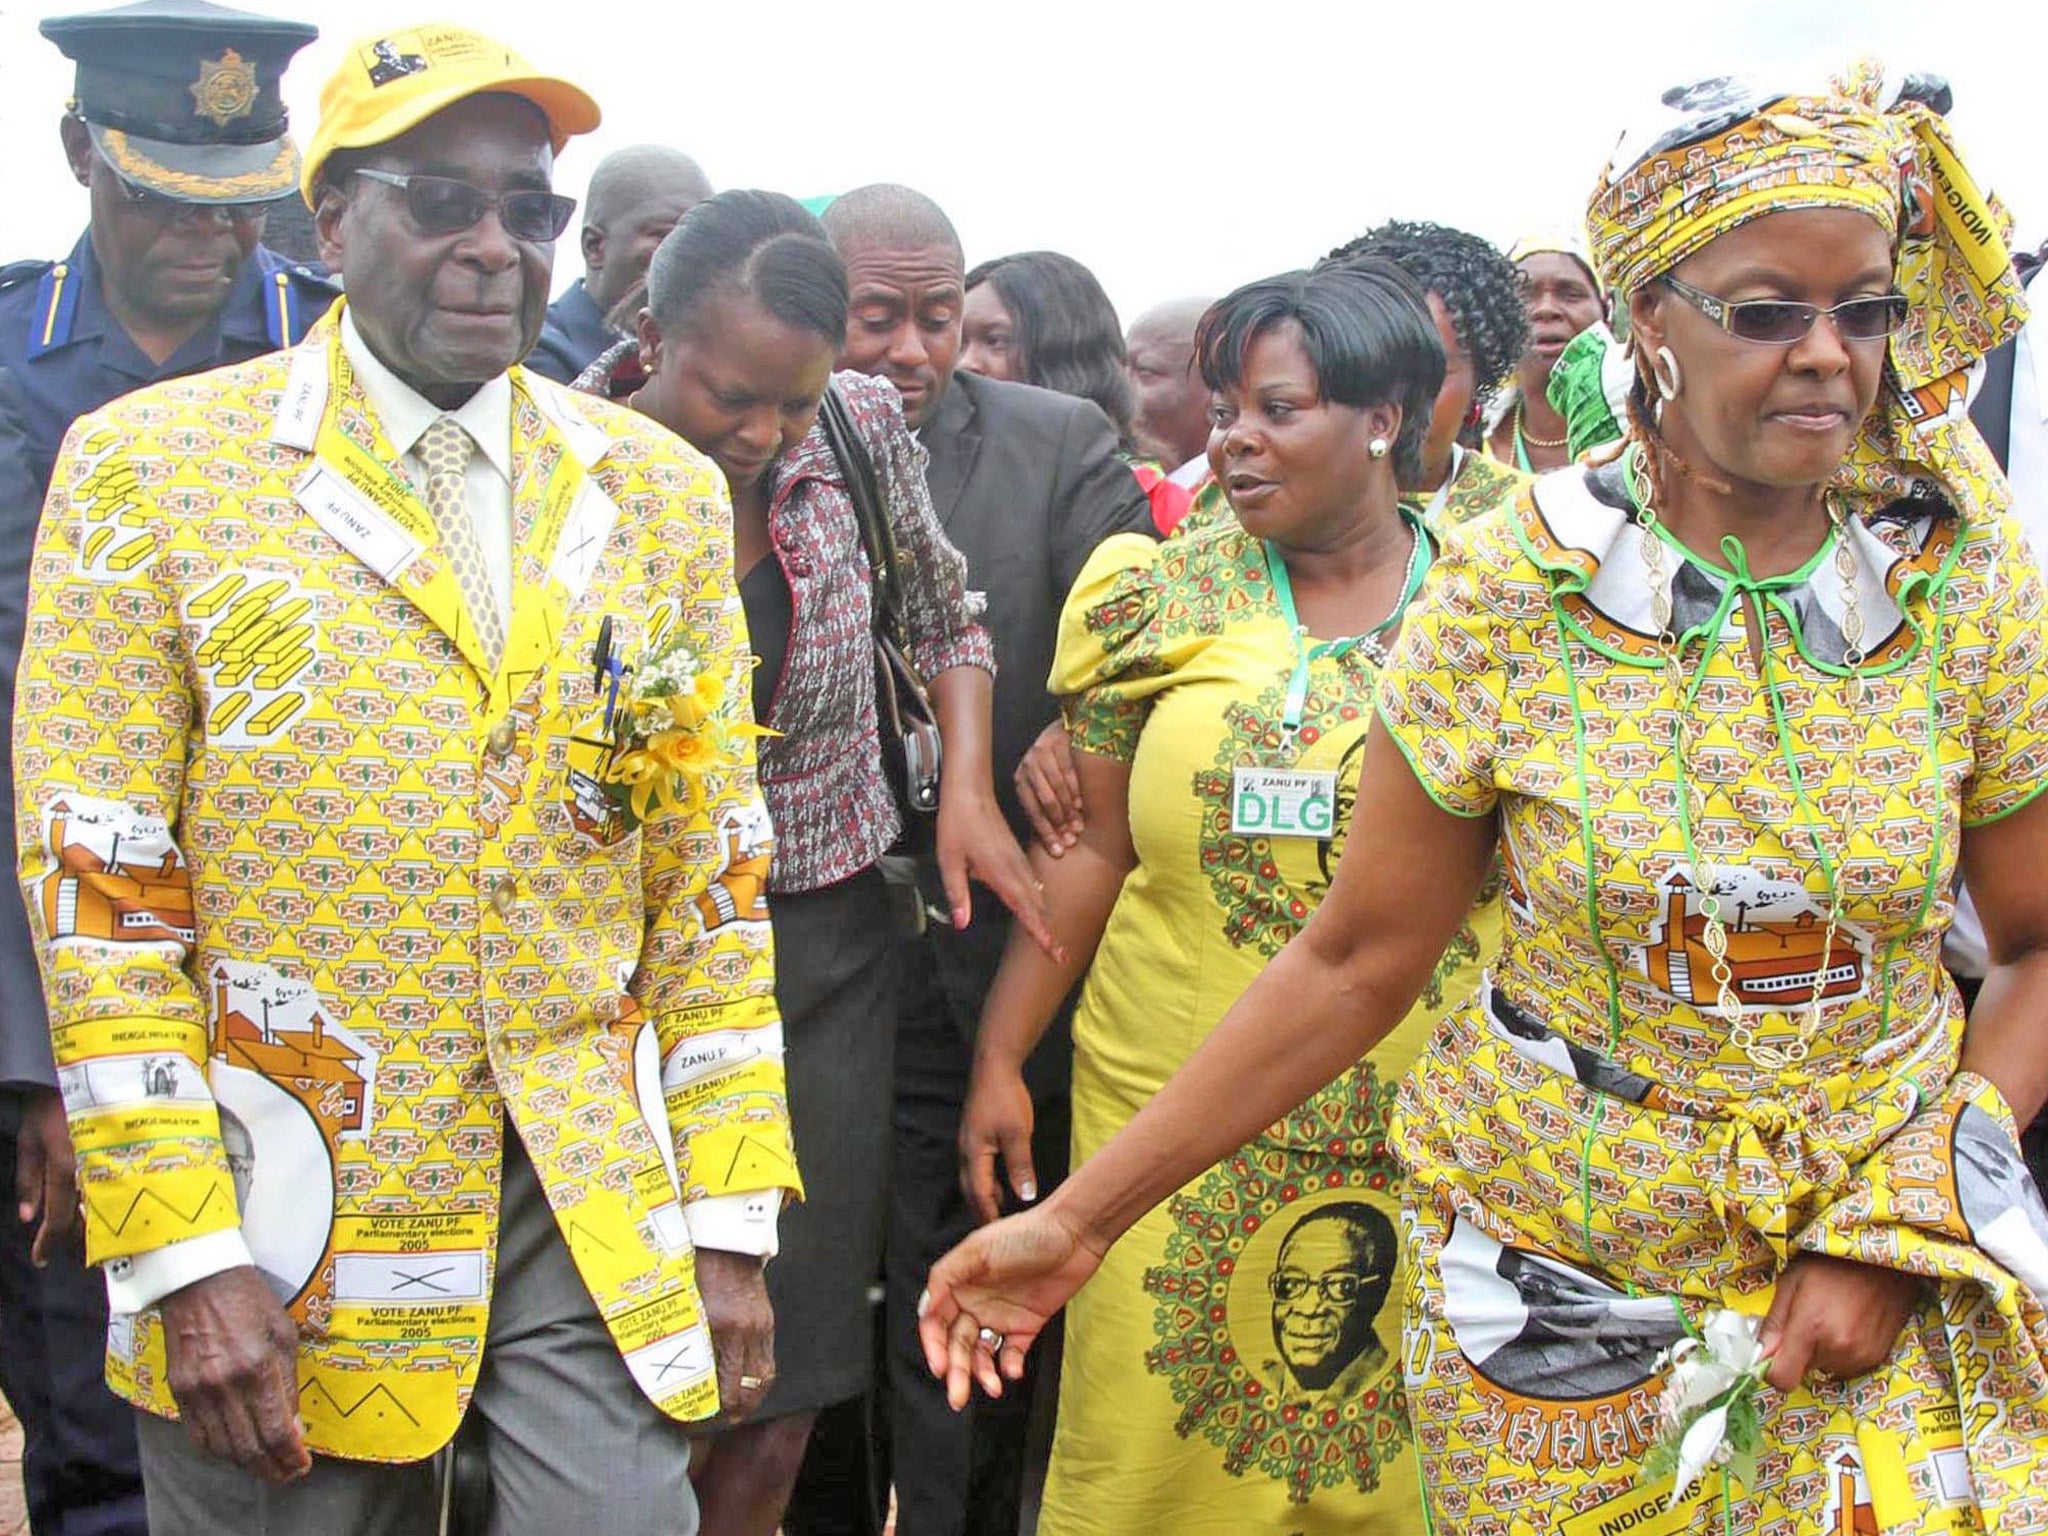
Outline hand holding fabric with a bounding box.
[1759,1253,1923,1391]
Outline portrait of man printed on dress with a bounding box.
[1487,991,1656,1106]
[215,1104,301,1305]
[1952,1102,2048,1299]
[1440,1218,1687,1400]
[1256,1201,1397,1408]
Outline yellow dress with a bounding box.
[1036,511,1500,1534]
[1375,461,2048,1534]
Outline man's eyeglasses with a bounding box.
[1269,1270,1382,1304]
[354,169,576,243]
[1660,274,1908,346]
[112,176,265,226]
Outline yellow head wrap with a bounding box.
[1584,63,2029,522]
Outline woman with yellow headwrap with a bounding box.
[916,65,2048,1536]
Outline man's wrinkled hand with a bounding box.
[696,1249,775,1425]
[161,1266,308,1483]
[14,1087,79,1267]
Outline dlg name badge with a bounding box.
[1230,767,1337,837]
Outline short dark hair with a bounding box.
[1195,259,1444,485]
[819,183,964,267]
[1323,221,1528,419]
[645,189,848,345]
[966,250,1133,451]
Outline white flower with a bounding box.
[1668,1402,1731,1511]
[1654,1309,1766,1512]
[1700,1308,1764,1372]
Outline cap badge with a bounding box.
[189,49,259,128]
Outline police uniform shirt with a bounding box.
[0,228,336,504]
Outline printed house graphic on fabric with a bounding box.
[212,965,370,1141]
[1637,868,1864,1008]
[694,812,771,930]
[38,800,195,946]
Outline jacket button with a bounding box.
[487,720,517,757]
[490,877,518,916]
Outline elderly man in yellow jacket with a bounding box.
[12,24,798,1534]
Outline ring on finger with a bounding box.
[976,1326,1005,1353]
[738,1374,766,1390]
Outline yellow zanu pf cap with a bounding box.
[301,22,599,206]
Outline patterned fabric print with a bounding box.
[1175,445,1529,546]
[1420,447,1534,536]
[1036,522,1499,1535]
[1585,67,2029,529]
[13,310,799,1462]
[415,416,505,670]
[1372,470,2048,1532]
[594,368,992,894]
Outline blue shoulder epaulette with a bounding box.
[21,260,81,360]
[260,257,342,348]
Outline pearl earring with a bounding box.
[1368,437,1390,459]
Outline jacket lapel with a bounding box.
[498,370,621,710]
[920,375,981,531]
[276,315,503,684]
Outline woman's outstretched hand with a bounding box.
[919,1202,1107,1409]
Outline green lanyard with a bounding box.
[1263,506,1429,735]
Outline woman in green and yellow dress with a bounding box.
[955,258,1499,1532]
[926,66,2048,1536]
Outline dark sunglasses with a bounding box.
[354,169,576,243]
[1660,274,1908,346]
[113,175,266,226]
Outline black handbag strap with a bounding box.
[818,384,910,651]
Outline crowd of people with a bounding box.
[1,6,2046,1536]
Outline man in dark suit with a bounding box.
[812,185,1152,1536]
[527,145,711,382]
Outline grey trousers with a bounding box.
[135,1131,699,1536]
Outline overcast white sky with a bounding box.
[2,0,2041,320]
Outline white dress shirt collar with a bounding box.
[339,310,515,483]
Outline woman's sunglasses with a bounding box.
[1660,274,1908,346]
[354,169,577,244]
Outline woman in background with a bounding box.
[964,249,1191,533]
[1484,234,1606,472]
[593,189,1045,1536]
[1327,221,1534,524]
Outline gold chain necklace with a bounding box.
[1515,398,1569,450]
[1634,466,1869,1071]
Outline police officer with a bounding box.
[0,0,336,501]
[0,7,331,1533]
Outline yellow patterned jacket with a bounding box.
[12,307,799,1462]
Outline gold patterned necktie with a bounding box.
[416,415,505,672]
